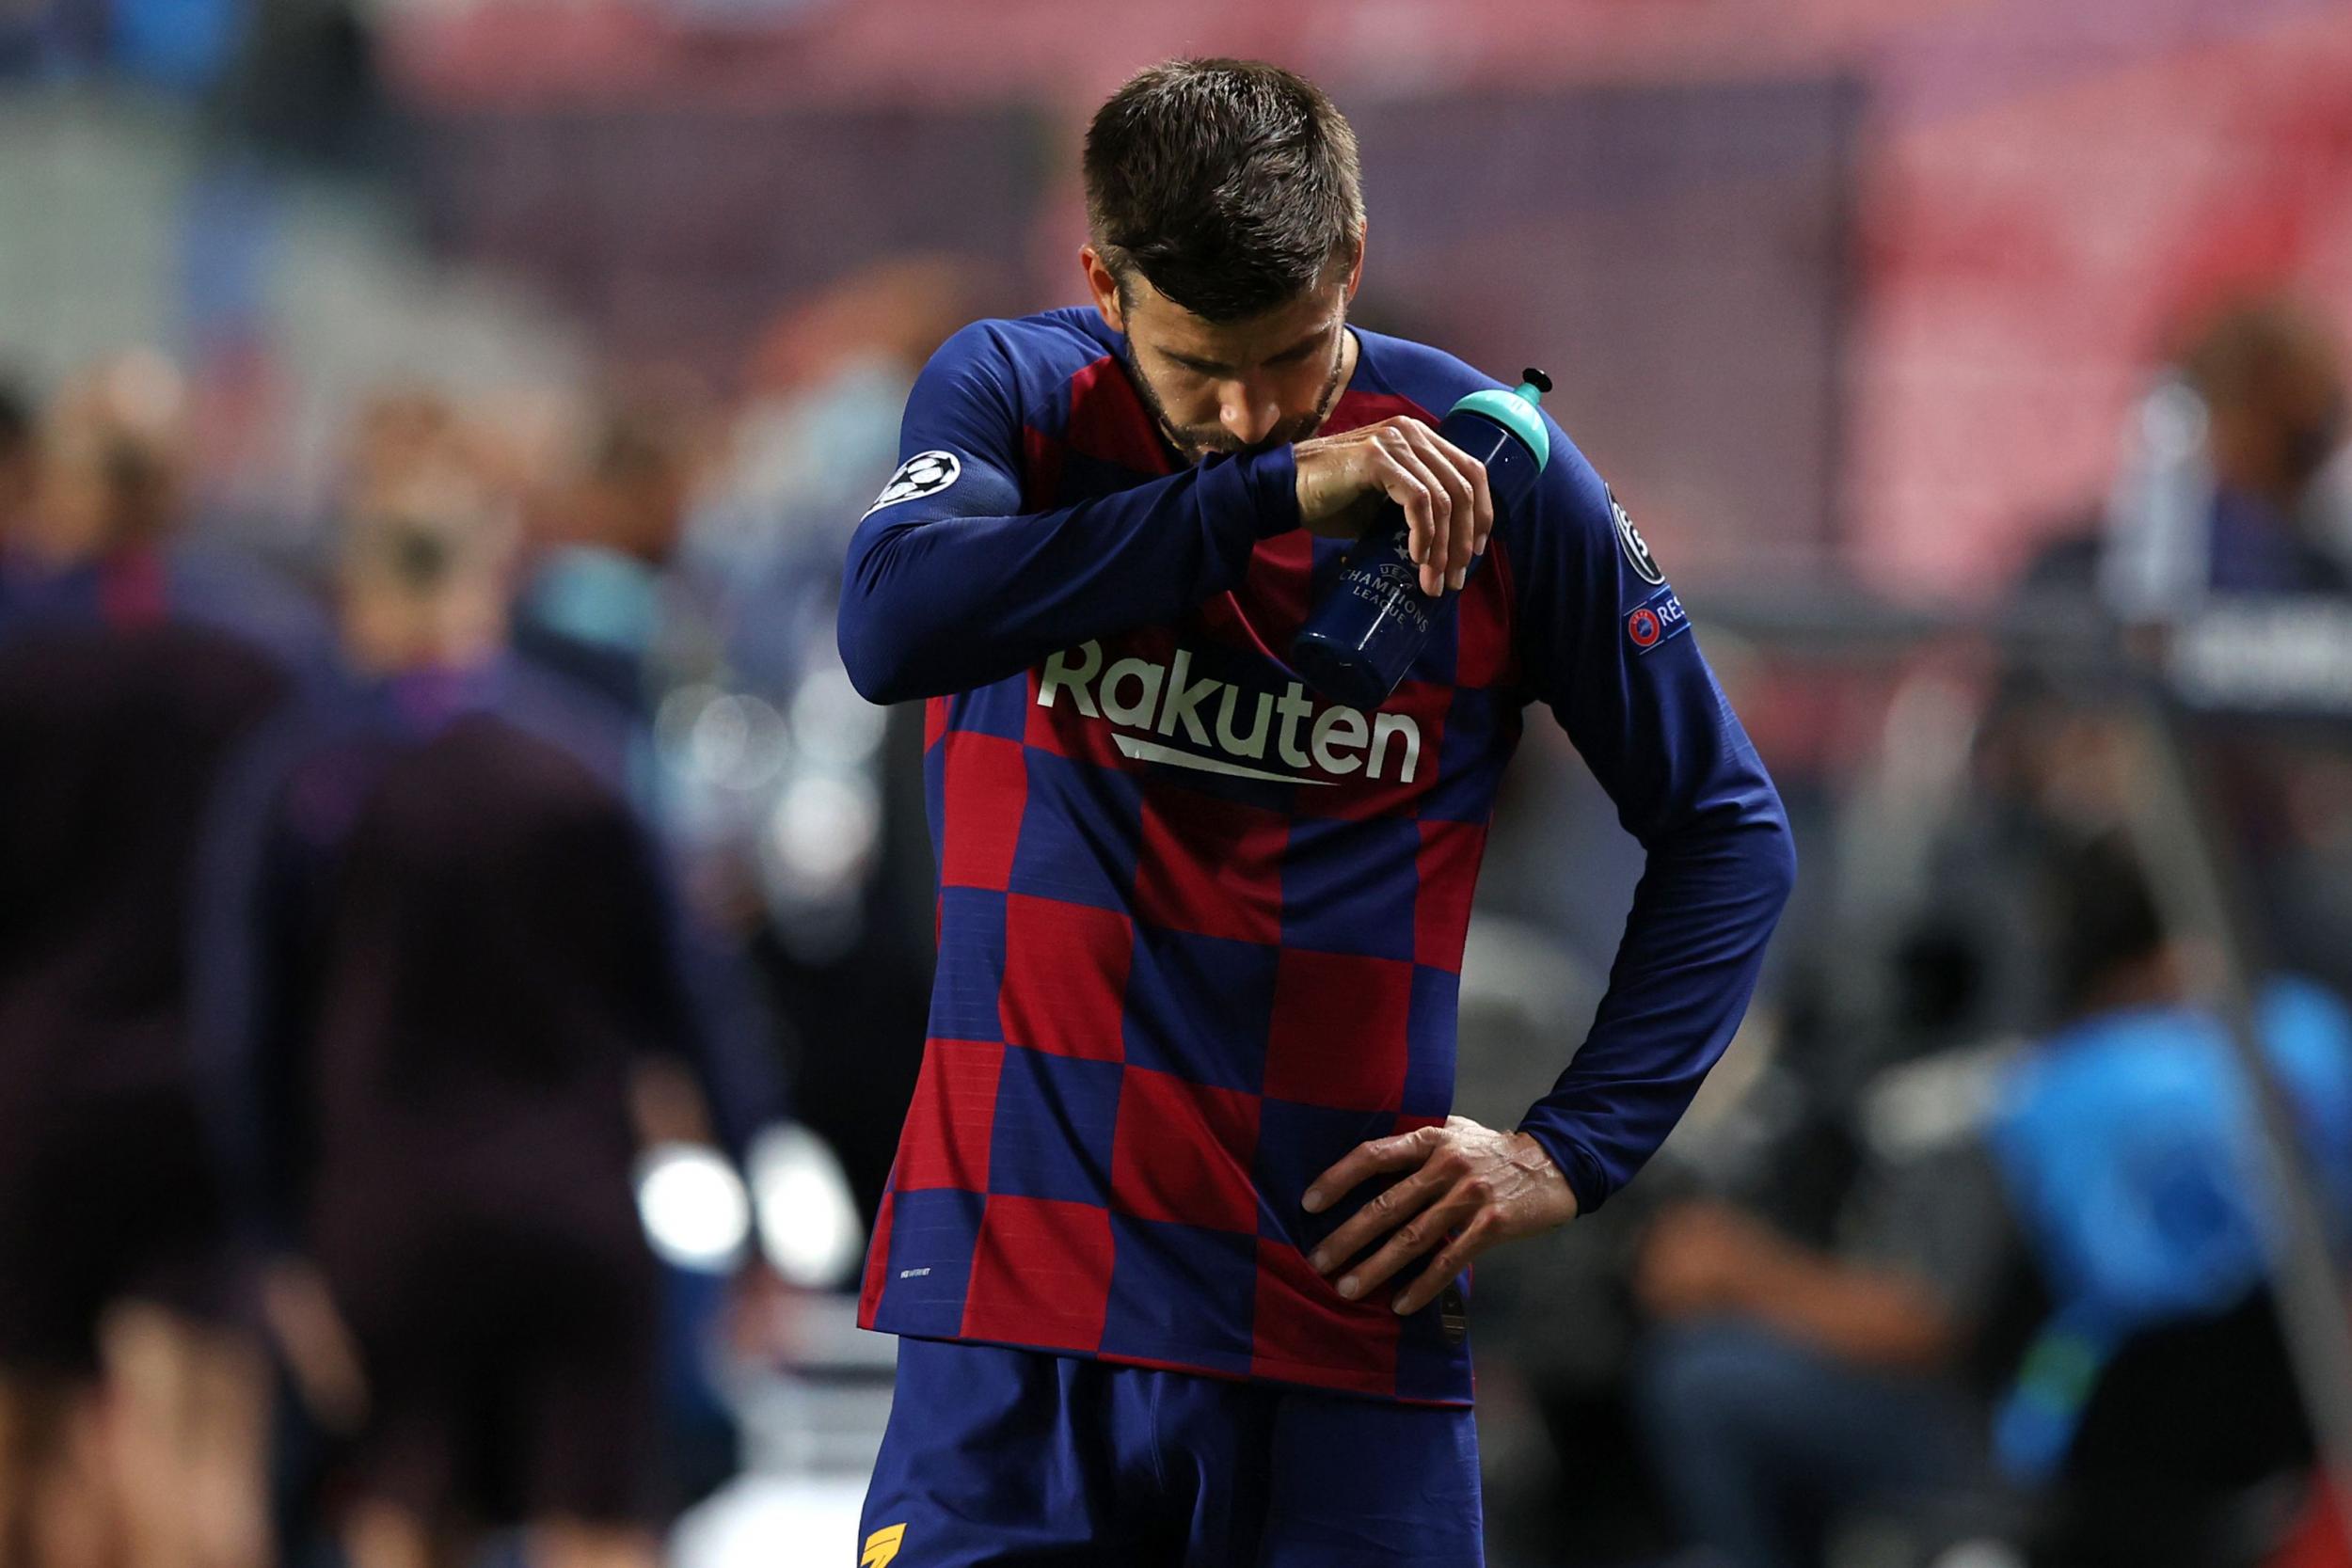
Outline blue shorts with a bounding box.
[858,1338,1484,1566]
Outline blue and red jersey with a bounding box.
[837,308,1794,1405]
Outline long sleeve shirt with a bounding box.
[837,309,1794,1403]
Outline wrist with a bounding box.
[1514,1119,1601,1217]
[1507,1130,1581,1220]
[1245,442,1302,538]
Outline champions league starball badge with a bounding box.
[1610,487,1664,586]
[866,450,961,515]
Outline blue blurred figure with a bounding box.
[1634,833,2342,1568]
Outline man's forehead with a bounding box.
[1127,277,1343,359]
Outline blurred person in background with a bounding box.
[508,379,814,1505]
[339,386,466,523]
[2001,293,2352,1001]
[0,356,295,1568]
[1819,294,2352,1160]
[2,352,323,659]
[199,451,783,1568]
[2079,293,2349,608]
[690,260,979,1230]
[1633,832,2337,1568]
[0,376,33,547]
[6,353,190,596]
[512,383,711,720]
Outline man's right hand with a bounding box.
[1292,416,1492,597]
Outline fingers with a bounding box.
[1307,1164,1446,1280]
[1370,423,1449,595]
[1304,1124,1440,1214]
[1391,1213,1500,1316]
[1394,421,1486,593]
[1297,419,1492,581]
[1336,1179,1491,1305]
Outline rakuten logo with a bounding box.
[1037,641,1422,788]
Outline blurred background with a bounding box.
[6,1,2352,1566]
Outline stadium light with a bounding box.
[637,1143,753,1272]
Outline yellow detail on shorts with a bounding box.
[862,1523,907,1567]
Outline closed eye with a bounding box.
[1159,327,1329,378]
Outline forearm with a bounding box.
[1735,1247,1962,1370]
[837,445,1299,704]
[1518,805,1797,1212]
[665,926,790,1166]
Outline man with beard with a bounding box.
[837,58,1795,1566]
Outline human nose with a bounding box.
[1218,380,1282,446]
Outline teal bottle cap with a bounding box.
[1447,366,1552,471]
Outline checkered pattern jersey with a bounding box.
[838,309,1794,1405]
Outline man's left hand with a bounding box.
[1302,1116,1580,1316]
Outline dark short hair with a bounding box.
[2177,293,2340,408]
[2050,831,2166,1013]
[1084,58,1364,324]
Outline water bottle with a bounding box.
[1290,369,1553,710]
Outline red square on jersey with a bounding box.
[857,1188,897,1324]
[1233,530,1313,648]
[961,1195,1115,1351]
[1249,1236,1402,1396]
[1300,677,1449,824]
[939,733,1025,891]
[1453,565,1517,690]
[1193,534,1310,665]
[1066,355,1177,478]
[1412,818,1487,974]
[892,1038,1004,1193]
[1025,625,1180,771]
[1110,1065,1263,1233]
[1264,950,1412,1112]
[1134,786,1285,944]
[1025,662,1122,768]
[1000,894,1131,1062]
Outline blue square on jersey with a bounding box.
[1120,927,1276,1094]
[986,1044,1122,1207]
[1281,815,1419,963]
[1421,687,1513,825]
[1009,750,1143,913]
[1102,1214,1257,1376]
[1395,1268,1477,1402]
[929,888,1007,1042]
[877,1187,985,1338]
[1253,1098,1400,1252]
[1059,449,1160,496]
[1404,964,1460,1119]
[949,673,1032,742]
